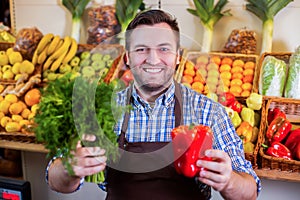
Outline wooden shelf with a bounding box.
[255,169,300,182]
[0,140,48,153]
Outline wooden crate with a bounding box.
[177,51,259,97]
[258,96,300,172]
[254,52,292,94]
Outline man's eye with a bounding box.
[136,48,147,52]
[160,47,170,53]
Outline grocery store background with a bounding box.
[8,0,300,199]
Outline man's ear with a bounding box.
[176,50,181,65]
[124,51,129,66]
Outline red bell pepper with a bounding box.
[267,108,286,125]
[265,141,292,160]
[266,116,291,143]
[284,128,300,160]
[171,124,213,178]
[218,91,235,106]
[228,100,243,113]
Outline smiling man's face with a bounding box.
[126,23,179,93]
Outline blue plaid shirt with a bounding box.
[46,81,261,194]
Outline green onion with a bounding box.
[115,0,146,32]
[187,0,232,52]
[245,0,293,54]
[62,0,91,42]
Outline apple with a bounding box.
[91,60,106,71]
[81,66,96,78]
[196,55,209,65]
[70,56,80,67]
[80,51,91,60]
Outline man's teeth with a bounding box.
[145,68,162,73]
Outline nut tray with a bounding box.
[258,96,300,172]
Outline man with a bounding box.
[47,9,261,200]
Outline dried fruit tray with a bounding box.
[258,96,300,172]
[176,51,259,97]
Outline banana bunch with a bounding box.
[32,33,78,72]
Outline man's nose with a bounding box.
[146,49,161,65]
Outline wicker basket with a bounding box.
[0,42,14,51]
[177,51,259,97]
[258,96,300,172]
[236,96,266,169]
[253,52,292,94]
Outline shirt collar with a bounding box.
[131,81,176,109]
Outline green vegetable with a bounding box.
[284,46,300,99]
[187,0,232,52]
[259,55,287,96]
[241,107,255,127]
[115,0,146,32]
[231,111,242,129]
[62,0,91,42]
[246,92,263,110]
[245,0,293,54]
[34,73,129,184]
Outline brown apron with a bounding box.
[105,83,211,200]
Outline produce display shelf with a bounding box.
[255,169,300,182]
[0,140,48,153]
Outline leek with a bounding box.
[115,0,145,32]
[187,0,231,52]
[62,0,91,42]
[245,0,293,54]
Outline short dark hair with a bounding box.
[125,9,180,50]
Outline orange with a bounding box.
[231,73,243,80]
[219,64,231,73]
[243,75,254,83]
[232,59,245,68]
[231,79,243,87]
[244,61,255,69]
[193,75,205,84]
[191,81,204,93]
[183,68,195,77]
[221,57,233,66]
[185,61,195,71]
[241,83,253,91]
[181,75,194,84]
[220,71,232,80]
[210,56,221,65]
[21,108,31,119]
[9,102,23,115]
[241,90,251,97]
[231,66,243,74]
[229,85,242,95]
[24,88,41,107]
[243,69,254,76]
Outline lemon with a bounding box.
[12,62,21,74]
[0,100,11,114]
[9,102,23,115]
[11,114,23,122]
[20,60,35,75]
[1,116,12,127]
[21,108,31,119]
[5,121,21,132]
[5,94,18,103]
[2,70,14,80]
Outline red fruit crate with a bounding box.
[258,96,300,172]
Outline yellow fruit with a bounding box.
[8,51,23,65]
[9,102,23,115]
[18,101,27,110]
[28,112,35,120]
[2,70,14,80]
[11,114,23,122]
[0,85,4,93]
[0,100,11,114]
[1,116,12,127]
[12,62,21,74]
[21,108,31,119]
[5,94,18,103]
[20,60,35,74]
[31,104,39,114]
[5,121,21,132]
[0,111,5,120]
[19,119,30,127]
